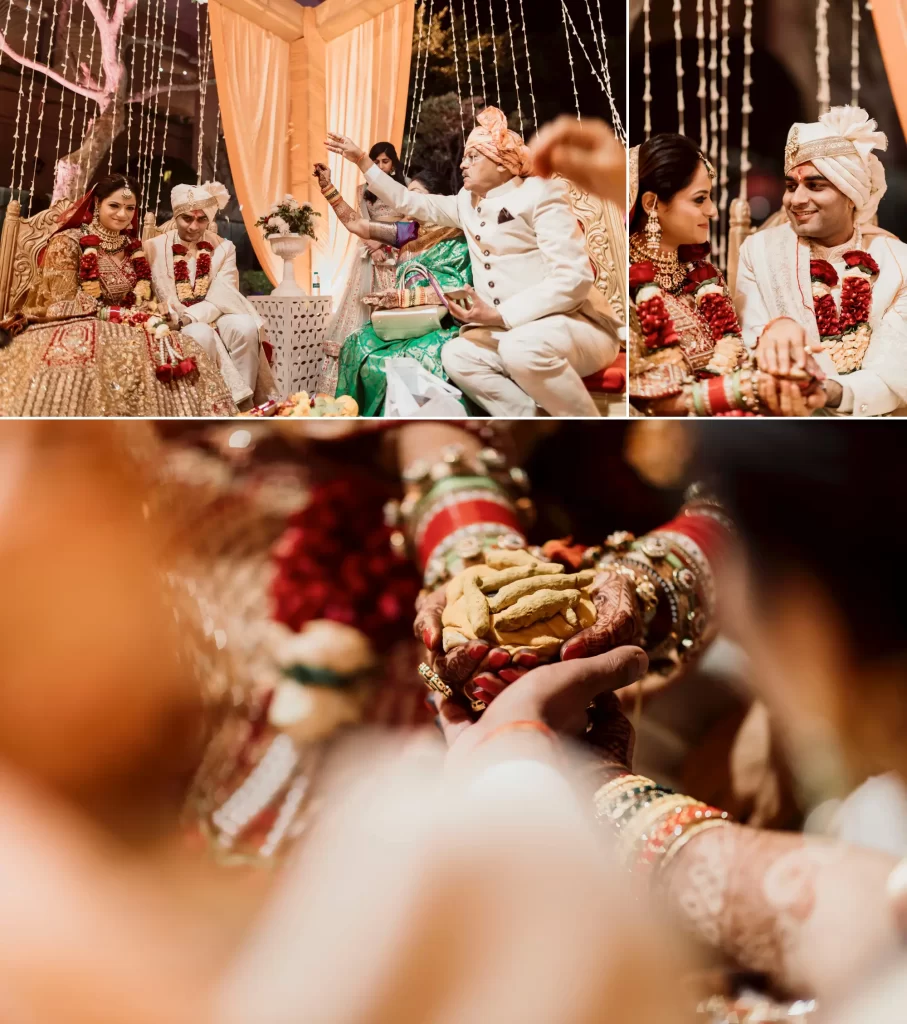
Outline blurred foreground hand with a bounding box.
[530,116,626,208]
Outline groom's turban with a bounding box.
[465,106,533,178]
[784,106,888,224]
[171,180,231,219]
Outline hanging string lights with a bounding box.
[560,0,583,122]
[403,0,427,158]
[503,0,524,133]
[195,1,213,183]
[404,0,435,173]
[816,0,831,115]
[470,0,488,105]
[458,0,476,109]
[15,0,41,199]
[65,0,89,164]
[674,0,685,136]
[739,0,753,201]
[851,0,861,105]
[135,0,155,201]
[643,0,652,139]
[696,0,707,151]
[588,0,626,145]
[154,0,180,215]
[717,0,731,268]
[448,1,466,142]
[52,0,77,183]
[516,0,538,133]
[7,0,31,197]
[485,0,502,108]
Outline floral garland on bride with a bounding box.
[78,233,152,307]
[810,251,879,374]
[630,245,745,377]
[173,240,214,306]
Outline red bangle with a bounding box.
[417,498,522,570]
[707,375,733,415]
[637,803,728,869]
[656,512,727,565]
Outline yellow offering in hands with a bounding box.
[441,548,596,660]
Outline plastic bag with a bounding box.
[383,357,467,418]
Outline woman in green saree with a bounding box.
[314,165,472,416]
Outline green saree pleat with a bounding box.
[336,235,473,417]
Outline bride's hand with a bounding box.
[414,586,523,709]
[325,133,365,165]
[312,162,332,188]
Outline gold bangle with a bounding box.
[593,773,652,812]
[618,795,701,863]
[656,818,729,878]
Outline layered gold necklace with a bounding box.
[629,234,688,293]
[90,215,128,254]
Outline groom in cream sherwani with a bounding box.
[736,106,907,417]
[145,181,276,408]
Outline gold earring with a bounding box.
[645,204,662,254]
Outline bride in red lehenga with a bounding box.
[0,175,235,417]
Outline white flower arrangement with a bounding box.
[256,196,320,239]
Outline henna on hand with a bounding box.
[560,571,645,662]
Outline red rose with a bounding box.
[156,363,174,383]
[124,238,142,254]
[173,262,190,282]
[178,357,197,378]
[629,261,656,290]
[677,242,711,263]
[80,235,100,248]
[172,244,189,256]
[813,293,841,337]
[843,250,880,275]
[810,259,838,288]
[197,241,214,252]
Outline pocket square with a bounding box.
[497,208,514,224]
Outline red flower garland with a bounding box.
[78,232,152,308]
[270,476,421,652]
[631,258,742,354]
[809,251,878,373]
[173,240,214,306]
[631,262,680,349]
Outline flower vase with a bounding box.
[268,233,311,297]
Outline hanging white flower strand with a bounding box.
[816,0,831,115]
[674,0,685,136]
[697,0,708,152]
[740,0,753,200]
[643,0,652,139]
[851,0,861,105]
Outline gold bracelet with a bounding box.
[656,818,729,878]
[618,795,701,864]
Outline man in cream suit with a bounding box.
[326,107,620,417]
[145,181,275,407]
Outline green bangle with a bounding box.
[692,382,708,417]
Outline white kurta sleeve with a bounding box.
[828,295,907,416]
[363,165,461,228]
[497,179,593,329]
[735,237,772,350]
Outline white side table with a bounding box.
[248,294,332,398]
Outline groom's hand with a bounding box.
[756,318,820,378]
[447,285,506,328]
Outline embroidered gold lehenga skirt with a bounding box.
[0,318,237,417]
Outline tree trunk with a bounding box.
[52,97,126,201]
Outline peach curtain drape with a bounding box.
[872,2,907,146]
[207,3,289,285]
[208,0,414,297]
[321,4,414,306]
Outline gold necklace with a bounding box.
[89,216,127,254]
[629,234,688,293]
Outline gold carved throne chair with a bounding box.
[564,181,627,417]
[0,198,71,318]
